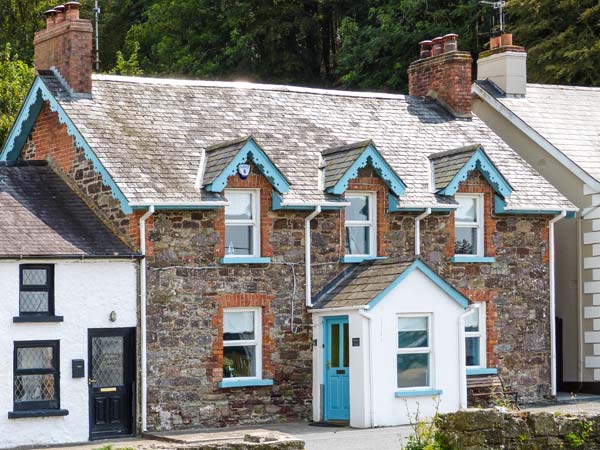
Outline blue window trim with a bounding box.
[271,192,346,211]
[451,256,496,263]
[220,257,272,265]
[204,138,290,194]
[436,148,513,199]
[326,144,406,197]
[494,195,576,218]
[0,77,133,214]
[218,378,274,388]
[395,389,443,398]
[341,256,387,264]
[387,193,455,213]
[369,259,469,310]
[466,367,498,376]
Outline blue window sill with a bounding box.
[218,378,274,389]
[467,367,498,376]
[8,409,69,419]
[395,389,443,398]
[451,256,496,263]
[341,256,387,264]
[220,257,272,265]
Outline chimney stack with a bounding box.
[34,2,93,95]
[477,34,527,97]
[408,34,473,118]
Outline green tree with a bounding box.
[0,44,34,146]
[109,41,143,75]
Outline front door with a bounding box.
[88,328,135,440]
[324,316,350,421]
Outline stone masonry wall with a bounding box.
[22,101,552,429]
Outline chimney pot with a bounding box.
[500,33,513,46]
[43,9,58,27]
[419,40,433,59]
[431,37,444,56]
[65,1,81,20]
[443,33,458,53]
[54,5,66,23]
[490,35,502,50]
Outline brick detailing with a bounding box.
[408,51,473,117]
[209,294,275,383]
[34,5,93,94]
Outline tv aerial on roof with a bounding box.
[480,0,506,34]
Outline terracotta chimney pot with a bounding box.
[432,37,444,56]
[490,35,502,50]
[443,34,458,52]
[65,2,81,20]
[54,5,66,23]
[43,9,58,28]
[419,40,433,59]
[501,33,513,47]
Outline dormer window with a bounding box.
[454,194,484,257]
[345,192,377,257]
[224,189,259,258]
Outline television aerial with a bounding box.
[480,0,506,34]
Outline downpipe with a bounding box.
[305,206,321,307]
[414,208,432,256]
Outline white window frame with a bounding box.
[345,191,377,257]
[465,304,487,369]
[396,313,433,390]
[224,189,260,258]
[223,307,263,380]
[454,193,484,257]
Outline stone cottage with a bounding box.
[0,1,577,443]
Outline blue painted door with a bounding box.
[324,317,350,421]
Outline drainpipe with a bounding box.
[139,205,155,432]
[358,309,374,428]
[458,304,477,409]
[414,208,432,255]
[305,206,321,307]
[549,210,567,397]
[577,216,583,383]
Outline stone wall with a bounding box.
[436,409,600,450]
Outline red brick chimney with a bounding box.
[34,2,93,94]
[408,34,473,118]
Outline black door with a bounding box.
[88,328,135,440]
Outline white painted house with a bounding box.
[0,162,139,448]
[311,258,473,427]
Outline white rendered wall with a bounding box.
[0,259,137,449]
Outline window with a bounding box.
[19,265,54,316]
[465,305,486,368]
[224,190,260,257]
[223,308,262,379]
[454,194,484,256]
[397,315,431,389]
[13,341,60,411]
[345,192,376,256]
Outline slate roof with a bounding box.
[429,144,480,191]
[475,81,600,183]
[202,137,250,187]
[0,162,137,258]
[35,73,574,211]
[321,140,373,190]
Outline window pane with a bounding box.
[22,269,48,286]
[455,227,477,255]
[16,347,53,370]
[398,317,428,348]
[456,197,477,222]
[330,324,340,368]
[225,192,253,220]
[346,195,369,221]
[397,353,429,388]
[92,336,124,387]
[223,345,256,378]
[345,226,370,255]
[225,225,253,255]
[465,310,480,332]
[343,322,349,368]
[15,374,55,402]
[20,291,49,313]
[224,311,255,340]
[466,337,481,366]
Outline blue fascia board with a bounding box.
[131,204,225,211]
[387,193,455,213]
[218,378,274,388]
[437,148,513,198]
[451,256,496,263]
[368,259,469,310]
[0,77,133,214]
[271,192,345,211]
[466,367,498,376]
[204,138,289,194]
[326,145,406,197]
[220,256,272,265]
[395,389,443,398]
[494,195,576,218]
[341,255,387,264]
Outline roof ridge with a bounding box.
[322,140,373,156]
[206,136,252,152]
[429,144,482,160]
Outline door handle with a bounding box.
[88,378,97,385]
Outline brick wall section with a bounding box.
[408,51,473,117]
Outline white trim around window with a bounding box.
[224,189,260,258]
[345,191,377,257]
[465,304,487,369]
[454,193,484,257]
[396,313,433,390]
[222,307,262,380]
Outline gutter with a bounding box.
[414,208,432,255]
[139,205,155,432]
[0,254,142,260]
[305,206,321,307]
[458,304,478,409]
[309,305,369,314]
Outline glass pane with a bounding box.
[330,324,340,368]
[92,336,124,387]
[466,337,481,366]
[20,291,49,313]
[456,197,477,222]
[345,226,370,255]
[16,347,53,370]
[15,374,55,402]
[225,225,253,255]
[346,195,369,221]
[455,227,477,255]
[22,269,48,286]
[343,322,349,368]
[225,191,253,220]
[398,317,428,348]
[223,345,256,378]
[397,353,429,388]
[224,311,255,340]
[465,310,480,332]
